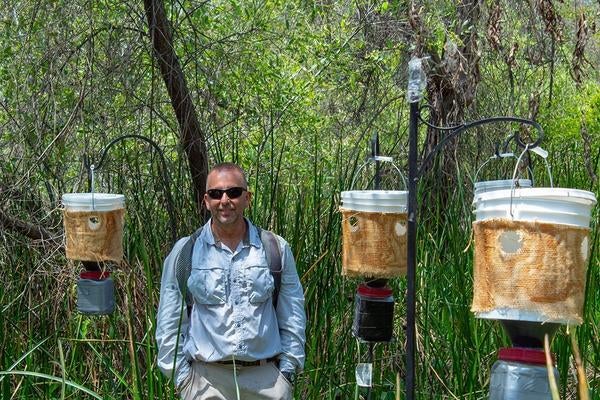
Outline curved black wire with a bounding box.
[416,107,544,178]
[500,132,519,154]
[493,132,519,157]
[83,134,178,243]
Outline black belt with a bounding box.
[214,356,278,367]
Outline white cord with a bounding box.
[90,164,96,210]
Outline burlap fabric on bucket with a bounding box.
[340,208,407,278]
[471,218,590,324]
[63,209,125,263]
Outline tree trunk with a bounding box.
[143,0,208,213]
[417,0,482,210]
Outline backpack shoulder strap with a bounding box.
[258,227,283,310]
[175,226,203,316]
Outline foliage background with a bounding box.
[1,0,599,399]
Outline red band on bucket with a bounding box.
[498,347,553,365]
[80,270,111,280]
[357,284,393,298]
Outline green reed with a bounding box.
[1,137,598,399]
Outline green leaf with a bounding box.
[0,371,103,399]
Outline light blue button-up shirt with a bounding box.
[156,219,306,386]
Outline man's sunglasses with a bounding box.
[206,187,247,200]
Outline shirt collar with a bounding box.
[201,217,261,248]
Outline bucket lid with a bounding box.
[474,179,532,189]
[474,187,596,206]
[341,190,408,199]
[341,190,407,213]
[472,187,596,227]
[62,193,125,211]
[473,179,532,194]
[498,347,552,365]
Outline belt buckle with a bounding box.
[234,360,260,367]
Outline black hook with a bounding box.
[83,134,178,243]
[371,133,381,190]
[514,126,543,149]
[501,133,518,155]
[494,142,501,158]
[371,133,379,158]
[417,115,544,178]
[82,154,94,192]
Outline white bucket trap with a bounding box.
[62,192,125,315]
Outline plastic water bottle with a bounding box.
[489,347,559,400]
[407,57,427,103]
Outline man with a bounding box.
[156,163,306,400]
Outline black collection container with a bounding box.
[352,284,394,342]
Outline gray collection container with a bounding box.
[489,348,558,400]
[77,276,115,315]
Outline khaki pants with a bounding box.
[178,361,293,400]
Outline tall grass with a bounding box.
[1,135,598,399]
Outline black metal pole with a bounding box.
[406,101,419,400]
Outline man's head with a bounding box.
[204,163,251,229]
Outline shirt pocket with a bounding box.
[188,267,227,305]
[246,264,274,304]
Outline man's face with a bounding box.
[204,169,250,228]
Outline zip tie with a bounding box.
[510,144,530,218]
[529,145,553,187]
[540,149,554,188]
[368,155,393,162]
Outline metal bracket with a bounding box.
[83,134,178,243]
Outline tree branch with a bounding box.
[0,209,61,246]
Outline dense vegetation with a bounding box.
[1,0,599,399]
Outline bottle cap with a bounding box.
[80,270,111,280]
[357,284,393,298]
[498,347,554,365]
